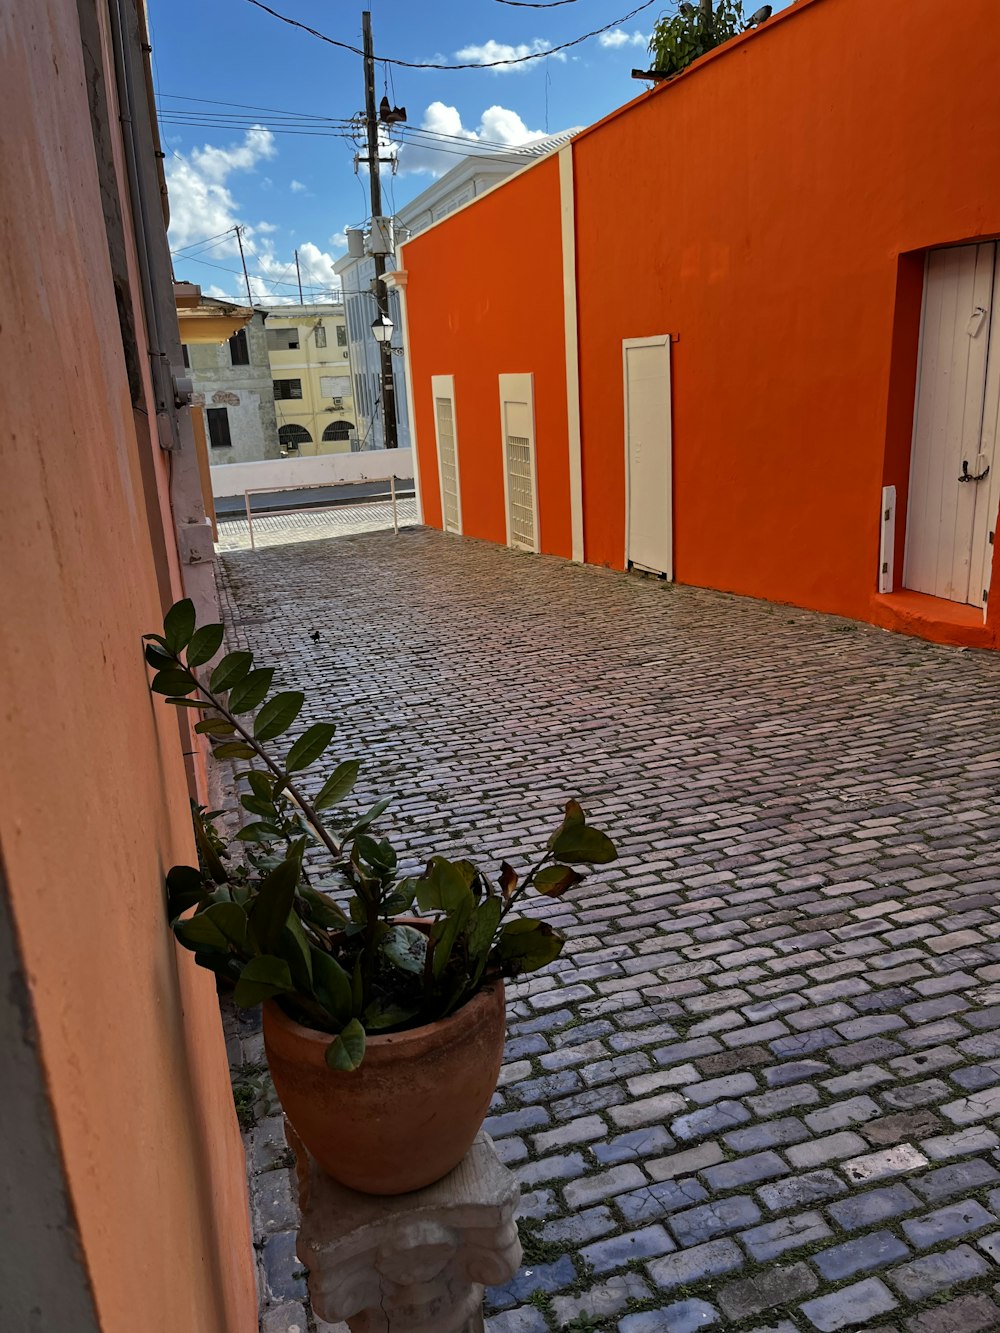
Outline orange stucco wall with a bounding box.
[404,153,573,557]
[403,0,1000,648]
[0,2,255,1329]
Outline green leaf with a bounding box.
[254,691,305,742]
[382,877,418,917]
[324,1019,366,1071]
[194,718,237,737]
[210,650,253,693]
[212,742,257,760]
[353,834,396,875]
[550,824,617,866]
[416,857,475,915]
[228,668,275,715]
[151,668,197,697]
[429,893,473,980]
[534,864,585,897]
[186,623,225,668]
[468,896,503,960]
[165,864,208,920]
[299,886,349,930]
[310,948,353,1025]
[364,999,419,1031]
[163,698,206,708]
[240,794,276,818]
[496,918,565,974]
[381,924,428,975]
[193,805,228,884]
[233,955,293,1007]
[234,821,283,843]
[173,902,247,952]
[163,599,196,654]
[277,914,313,992]
[315,760,360,811]
[546,797,585,850]
[247,857,300,953]
[342,795,391,840]
[286,722,336,773]
[145,643,175,670]
[247,770,274,800]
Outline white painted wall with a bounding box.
[210,449,414,498]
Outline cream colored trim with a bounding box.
[559,145,584,564]
[389,263,424,523]
[498,372,540,554]
[431,373,462,533]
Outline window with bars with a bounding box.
[206,406,232,449]
[314,325,327,348]
[273,379,303,400]
[228,328,249,365]
[337,324,347,347]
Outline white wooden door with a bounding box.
[624,336,673,578]
[499,373,539,553]
[905,243,998,606]
[973,258,1000,609]
[431,374,461,534]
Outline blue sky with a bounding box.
[149,0,790,303]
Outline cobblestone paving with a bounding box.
[218,525,1000,1333]
[216,497,419,552]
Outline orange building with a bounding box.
[399,0,1000,650]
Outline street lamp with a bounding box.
[371,311,394,343]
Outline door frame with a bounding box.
[430,373,462,535]
[902,242,996,608]
[623,335,674,579]
[498,372,540,553]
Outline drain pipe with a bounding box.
[107,0,183,451]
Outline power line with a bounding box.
[158,101,544,154]
[238,0,658,69]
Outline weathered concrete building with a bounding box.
[185,307,280,465]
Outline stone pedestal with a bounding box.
[287,1124,521,1333]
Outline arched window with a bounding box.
[279,424,312,452]
[322,420,353,442]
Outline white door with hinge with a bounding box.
[431,374,461,534]
[499,373,539,552]
[624,336,673,578]
[905,243,1000,608]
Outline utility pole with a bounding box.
[235,225,254,306]
[361,10,399,449]
[294,248,304,304]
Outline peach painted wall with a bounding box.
[0,2,256,1329]
[403,153,573,558]
[403,0,1000,646]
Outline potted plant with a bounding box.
[145,600,617,1194]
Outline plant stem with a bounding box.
[178,656,345,866]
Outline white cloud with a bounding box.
[598,29,649,48]
[454,37,565,72]
[396,101,550,177]
[290,179,307,193]
[166,126,347,305]
[166,126,276,251]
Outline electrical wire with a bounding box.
[157,101,547,155]
[238,0,658,69]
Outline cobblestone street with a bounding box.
[220,524,1000,1333]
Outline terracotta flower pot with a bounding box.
[262,977,506,1195]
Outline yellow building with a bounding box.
[262,303,356,455]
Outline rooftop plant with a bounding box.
[145,599,617,1072]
